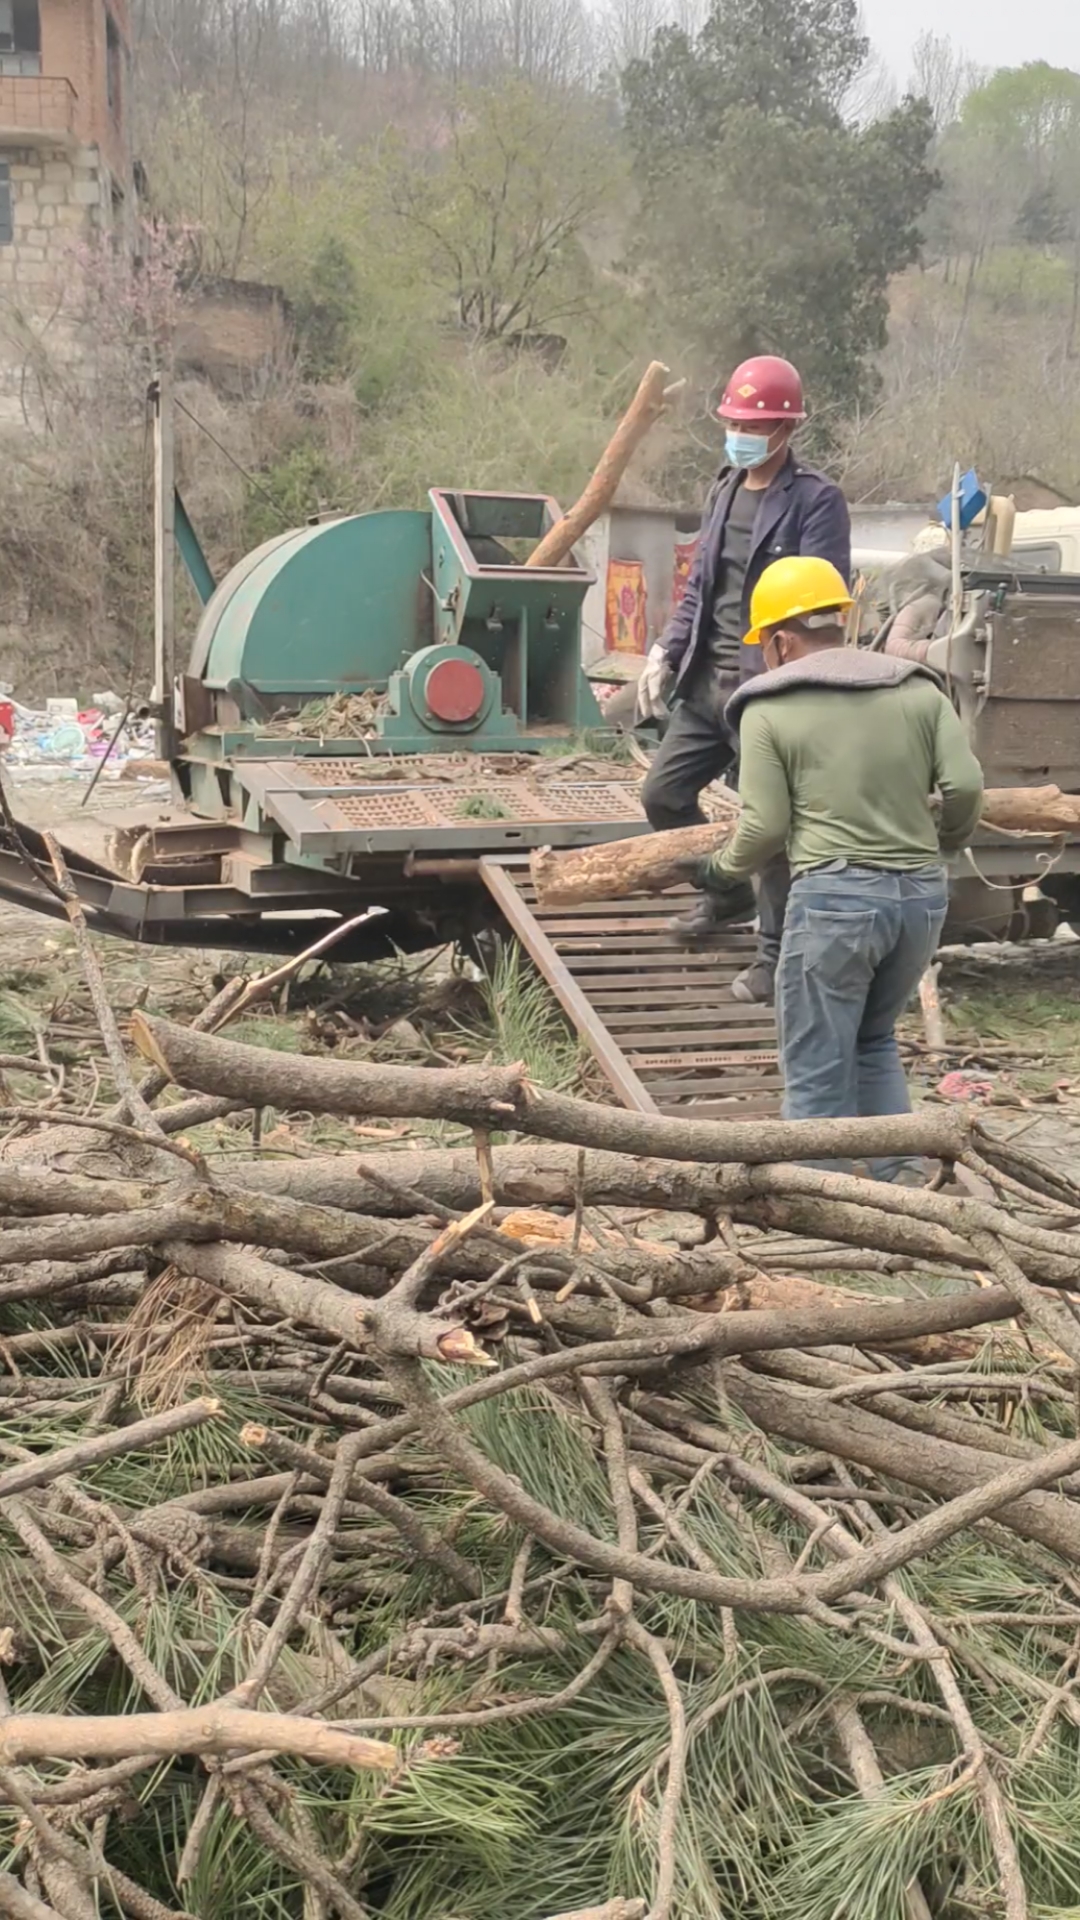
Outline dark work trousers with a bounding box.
[641,685,739,831]
[641,677,791,973]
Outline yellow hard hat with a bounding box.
[743,555,853,648]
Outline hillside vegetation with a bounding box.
[2,0,1080,693]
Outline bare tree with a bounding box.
[595,0,666,70]
[909,31,980,133]
[844,50,897,128]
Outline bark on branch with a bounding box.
[525,361,679,571]
[530,785,1080,907]
[132,1014,971,1167]
[0,1708,398,1772]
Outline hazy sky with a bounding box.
[862,0,1080,79]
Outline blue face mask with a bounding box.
[725,429,775,469]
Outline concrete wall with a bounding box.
[580,499,941,665]
[850,504,935,553]
[581,504,701,665]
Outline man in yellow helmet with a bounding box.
[683,555,984,1183]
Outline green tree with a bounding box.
[380,78,626,341]
[962,61,1080,185]
[623,0,869,155]
[623,0,936,432]
[291,236,361,377]
[1015,181,1070,249]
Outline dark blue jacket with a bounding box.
[662,455,852,687]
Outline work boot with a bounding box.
[730,961,776,1006]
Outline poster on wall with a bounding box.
[605,558,648,654]
[672,537,699,610]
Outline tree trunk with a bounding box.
[530,786,1080,907]
[133,1012,970,1168]
[531,818,735,906]
[981,785,1080,833]
[525,361,678,570]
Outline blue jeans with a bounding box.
[776,863,949,1182]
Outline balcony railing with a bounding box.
[0,73,77,145]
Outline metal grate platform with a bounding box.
[324,780,645,829]
[482,861,781,1118]
[237,761,648,856]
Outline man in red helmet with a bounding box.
[637,354,851,1003]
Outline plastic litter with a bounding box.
[0,695,160,779]
[937,1070,995,1104]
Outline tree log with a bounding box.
[530,819,736,907]
[164,1239,482,1364]
[981,785,1080,834]
[530,784,1080,907]
[0,1150,998,1309]
[133,1014,971,1168]
[525,362,678,571]
[753,1347,1048,1462]
[0,1707,397,1773]
[734,1190,1077,1285]
[648,1379,1080,1564]
[131,1014,526,1127]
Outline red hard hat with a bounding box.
[718,355,806,423]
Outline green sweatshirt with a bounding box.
[716,671,985,882]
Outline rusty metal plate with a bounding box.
[975,701,1080,780]
[985,603,1080,701]
[237,763,649,855]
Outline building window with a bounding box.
[106,10,122,120]
[0,164,13,248]
[0,1,42,75]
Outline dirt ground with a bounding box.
[2,766,1079,1177]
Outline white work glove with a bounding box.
[635,643,674,725]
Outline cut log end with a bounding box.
[130,1009,175,1080]
[530,820,734,908]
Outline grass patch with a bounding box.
[458,939,584,1092]
[946,982,1080,1093]
[456,794,511,821]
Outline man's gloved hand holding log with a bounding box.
[667,851,756,924]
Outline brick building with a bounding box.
[0,0,134,417]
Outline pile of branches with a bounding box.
[6,914,1080,1915]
